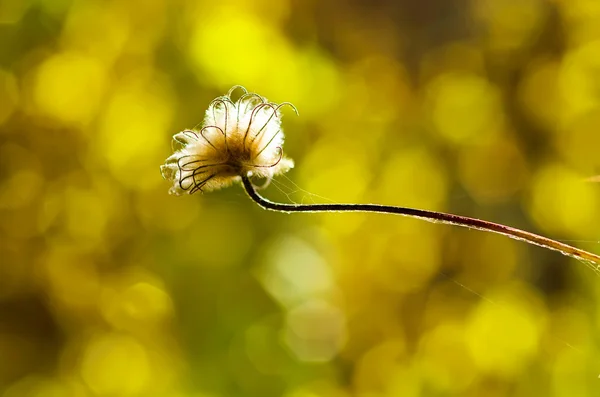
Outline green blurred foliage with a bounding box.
[1,0,600,396]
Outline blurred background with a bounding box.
[1,0,600,396]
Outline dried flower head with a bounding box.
[160,86,297,195]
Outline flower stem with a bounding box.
[241,175,600,275]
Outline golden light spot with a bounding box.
[303,144,369,200]
[529,164,599,237]
[292,48,340,117]
[518,60,561,131]
[556,110,600,171]
[417,322,476,392]
[385,364,422,397]
[188,7,295,92]
[187,4,340,117]
[102,282,173,328]
[557,0,600,45]
[98,75,174,190]
[256,235,334,308]
[80,333,150,396]
[354,339,407,393]
[33,52,107,126]
[465,284,544,377]
[458,136,529,204]
[427,72,501,144]
[61,1,130,63]
[472,0,545,51]
[558,40,600,123]
[377,147,448,210]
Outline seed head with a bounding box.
[160,86,297,194]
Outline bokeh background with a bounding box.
[2,0,600,396]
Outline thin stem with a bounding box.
[241,175,600,275]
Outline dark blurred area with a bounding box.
[1,0,600,396]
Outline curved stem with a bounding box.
[241,175,600,275]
